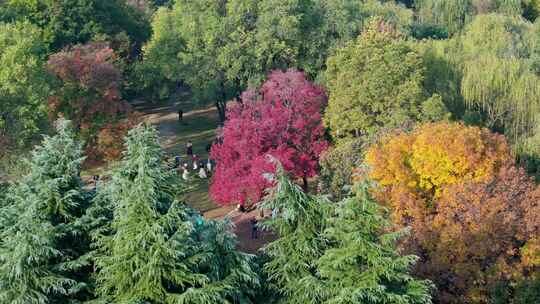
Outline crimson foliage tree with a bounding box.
[47,42,139,164]
[210,69,328,206]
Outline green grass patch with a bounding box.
[166,109,220,212]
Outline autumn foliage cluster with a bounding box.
[365,122,540,303]
[47,42,139,164]
[210,70,328,206]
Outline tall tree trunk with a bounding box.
[302,176,308,192]
[216,73,227,123]
[216,101,226,123]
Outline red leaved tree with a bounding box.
[210,69,329,206]
[47,42,139,165]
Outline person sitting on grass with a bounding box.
[198,165,207,179]
[237,204,246,213]
[182,167,189,181]
[192,154,199,170]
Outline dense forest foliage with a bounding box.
[1,0,540,303]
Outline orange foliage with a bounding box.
[85,112,141,167]
[429,166,538,302]
[363,122,540,303]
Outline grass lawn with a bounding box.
[158,108,221,213]
[82,102,222,214]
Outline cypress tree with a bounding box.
[93,124,258,303]
[0,119,92,303]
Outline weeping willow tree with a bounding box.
[417,13,540,173]
[462,56,540,142]
[416,39,466,118]
[532,19,540,73]
[456,14,540,172]
[415,0,525,35]
[461,14,534,58]
[415,0,471,35]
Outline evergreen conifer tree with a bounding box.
[0,119,93,303]
[93,123,258,303]
[314,179,434,304]
[260,163,433,304]
[259,162,331,304]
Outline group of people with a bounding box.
[170,140,215,181]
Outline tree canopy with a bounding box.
[364,121,540,303]
[47,42,139,164]
[419,13,540,172]
[0,119,93,303]
[0,0,151,52]
[210,69,328,206]
[324,18,447,140]
[140,0,414,118]
[414,0,527,35]
[260,163,434,304]
[3,1,540,303]
[0,22,50,155]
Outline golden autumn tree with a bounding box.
[364,122,540,303]
[365,122,510,225]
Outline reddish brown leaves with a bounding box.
[364,122,540,303]
[47,42,137,165]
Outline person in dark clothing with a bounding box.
[206,142,212,153]
[92,175,100,191]
[238,204,246,212]
[186,141,193,156]
[250,217,258,239]
[174,155,181,169]
[178,109,183,123]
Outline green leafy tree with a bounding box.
[416,39,466,119]
[139,0,232,120]
[0,119,93,303]
[414,0,524,35]
[523,0,540,21]
[141,0,415,119]
[0,0,151,52]
[324,18,443,140]
[533,19,540,73]
[0,21,51,155]
[249,0,414,83]
[93,123,258,303]
[319,138,364,201]
[314,179,434,304]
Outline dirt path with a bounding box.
[206,207,277,254]
[137,101,219,155]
